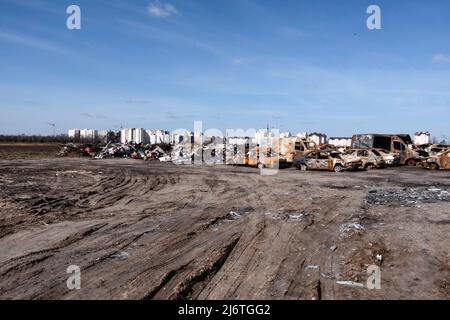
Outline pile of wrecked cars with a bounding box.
[56,133,449,172]
[57,142,172,161]
[351,134,426,167]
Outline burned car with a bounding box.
[427,144,450,157]
[423,148,450,170]
[237,148,287,169]
[294,150,362,173]
[255,148,288,169]
[345,149,386,169]
[374,148,397,166]
[351,134,424,166]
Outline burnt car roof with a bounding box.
[304,150,341,155]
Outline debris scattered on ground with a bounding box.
[366,187,450,206]
[211,210,251,229]
[340,222,365,239]
[228,211,244,220]
[57,143,102,158]
[171,144,194,164]
[110,251,130,261]
[321,272,336,280]
[57,142,172,161]
[305,265,320,270]
[266,212,310,221]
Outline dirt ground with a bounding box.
[0,143,61,159]
[0,156,449,300]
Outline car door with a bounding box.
[392,140,406,163]
[356,150,366,165]
[441,150,450,169]
[304,152,318,169]
[317,152,330,170]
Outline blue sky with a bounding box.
[0,0,449,139]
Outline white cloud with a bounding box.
[147,1,178,18]
[433,53,450,64]
[119,20,221,57]
[0,29,67,53]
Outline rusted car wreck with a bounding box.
[294,150,362,173]
[345,149,386,169]
[423,148,450,170]
[351,134,425,166]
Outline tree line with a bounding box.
[0,135,78,143]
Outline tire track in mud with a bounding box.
[1,160,448,299]
[0,167,181,230]
[0,223,107,277]
[138,236,242,300]
[1,163,353,300]
[174,236,241,300]
[142,263,191,300]
[196,186,363,300]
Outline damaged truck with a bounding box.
[351,134,425,166]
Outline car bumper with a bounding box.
[345,162,363,170]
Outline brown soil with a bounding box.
[0,143,61,159]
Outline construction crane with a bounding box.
[47,122,56,137]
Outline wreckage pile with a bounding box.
[170,142,226,164]
[57,143,172,161]
[56,143,102,158]
[55,136,450,171]
[366,187,450,206]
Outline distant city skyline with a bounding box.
[1,0,449,140]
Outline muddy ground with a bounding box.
[0,157,449,300]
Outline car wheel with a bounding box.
[257,163,265,169]
[406,159,417,167]
[365,163,376,170]
[334,164,344,173]
[430,163,439,170]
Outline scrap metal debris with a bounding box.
[366,187,450,206]
[57,142,172,161]
[305,265,320,270]
[336,281,365,288]
[340,222,365,239]
[211,210,251,229]
[266,212,310,221]
[110,251,130,261]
